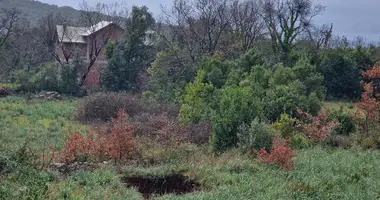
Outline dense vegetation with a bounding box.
[2,0,380,199]
[0,0,81,25]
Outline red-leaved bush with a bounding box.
[57,131,102,163]
[56,109,136,164]
[296,108,337,142]
[355,82,380,134]
[258,138,296,170]
[101,109,136,161]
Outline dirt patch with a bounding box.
[121,174,200,198]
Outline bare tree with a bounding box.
[0,8,23,48]
[306,23,333,49]
[260,0,325,62]
[0,8,25,79]
[78,1,127,86]
[160,0,234,62]
[29,13,73,63]
[231,0,265,51]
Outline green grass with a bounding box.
[0,83,20,88]
[323,101,357,114]
[0,97,86,153]
[1,97,380,200]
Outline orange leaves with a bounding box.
[258,138,296,170]
[57,131,102,163]
[102,109,136,161]
[362,64,380,80]
[56,109,136,164]
[296,108,337,142]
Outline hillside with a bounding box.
[0,0,81,25]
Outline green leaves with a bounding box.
[102,6,155,92]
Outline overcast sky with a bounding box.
[39,0,380,42]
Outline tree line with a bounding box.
[1,0,379,151]
[0,0,377,98]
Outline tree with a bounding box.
[29,13,71,63]
[305,23,333,49]
[0,8,23,48]
[147,50,195,102]
[318,49,362,100]
[102,6,155,91]
[260,0,324,64]
[78,1,127,86]
[231,0,265,52]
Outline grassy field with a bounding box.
[1,97,380,200]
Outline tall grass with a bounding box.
[2,98,380,200]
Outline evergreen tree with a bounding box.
[102,6,155,91]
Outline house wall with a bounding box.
[82,61,107,88]
[56,23,124,88]
[87,24,124,61]
[55,43,87,61]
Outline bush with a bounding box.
[237,118,273,153]
[258,138,296,170]
[297,108,337,142]
[57,109,136,164]
[75,92,142,123]
[290,134,312,149]
[274,113,297,138]
[332,110,356,136]
[180,70,215,123]
[325,135,352,149]
[318,49,362,99]
[211,86,263,152]
[133,112,211,145]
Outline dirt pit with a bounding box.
[121,174,200,198]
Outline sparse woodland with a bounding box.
[2,0,380,199]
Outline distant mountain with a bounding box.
[0,0,81,25]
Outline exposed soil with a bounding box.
[121,174,200,199]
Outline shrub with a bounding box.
[290,134,312,149]
[180,70,215,123]
[237,118,273,153]
[325,135,352,149]
[258,138,296,170]
[101,109,136,161]
[297,108,337,142]
[75,92,142,123]
[355,83,380,134]
[274,113,297,138]
[76,92,179,123]
[180,120,212,144]
[56,131,101,163]
[133,112,211,145]
[333,110,356,136]
[57,109,136,164]
[211,86,263,152]
[319,49,362,99]
[14,61,82,95]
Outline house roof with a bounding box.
[81,21,114,36]
[56,21,118,44]
[56,25,87,43]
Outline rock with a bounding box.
[33,91,62,100]
[52,162,66,169]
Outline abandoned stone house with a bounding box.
[55,21,124,88]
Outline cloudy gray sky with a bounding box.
[39,0,380,42]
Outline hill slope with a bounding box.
[0,0,81,24]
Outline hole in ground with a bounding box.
[121,174,200,198]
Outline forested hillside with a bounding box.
[0,0,80,24]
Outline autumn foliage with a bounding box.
[56,109,136,164]
[258,138,296,170]
[296,108,337,142]
[355,64,380,134]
